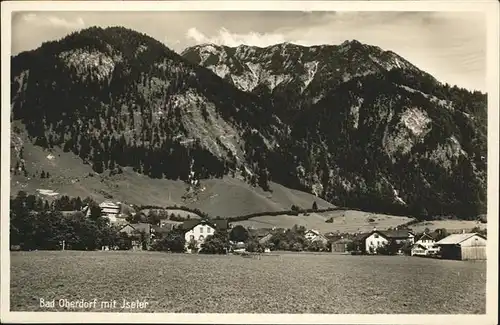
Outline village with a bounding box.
[73,199,487,261]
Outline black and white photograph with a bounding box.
[1,1,499,324]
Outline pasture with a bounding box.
[233,210,415,233]
[409,220,487,234]
[10,251,485,314]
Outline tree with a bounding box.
[307,240,326,252]
[200,230,229,254]
[153,229,185,252]
[229,225,249,243]
[88,203,103,221]
[187,237,198,251]
[376,240,400,255]
[116,232,132,250]
[245,239,263,253]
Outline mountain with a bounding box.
[11,27,284,188]
[10,27,487,220]
[183,41,487,219]
[182,40,434,122]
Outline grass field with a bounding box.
[409,220,487,234]
[234,210,415,233]
[10,251,486,314]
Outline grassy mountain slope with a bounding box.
[11,122,332,218]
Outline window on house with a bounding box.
[207,227,211,233]
[374,234,379,238]
[200,227,204,233]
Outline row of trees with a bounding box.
[10,191,121,250]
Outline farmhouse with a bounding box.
[118,223,153,250]
[304,229,321,241]
[99,200,120,223]
[411,233,439,256]
[304,229,329,245]
[181,219,230,252]
[248,228,272,244]
[436,233,487,260]
[355,229,415,254]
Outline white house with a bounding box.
[99,200,120,223]
[183,220,216,252]
[362,229,415,254]
[411,233,439,256]
[364,231,389,253]
[304,229,321,241]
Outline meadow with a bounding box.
[233,209,415,234]
[10,251,486,314]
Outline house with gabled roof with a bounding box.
[436,232,487,260]
[304,229,328,245]
[411,233,439,256]
[353,228,415,254]
[181,219,231,252]
[118,222,153,250]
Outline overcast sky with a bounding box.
[11,11,486,92]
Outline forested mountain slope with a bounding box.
[11,26,284,186]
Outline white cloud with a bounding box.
[21,13,85,29]
[186,27,287,47]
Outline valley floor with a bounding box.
[11,251,486,314]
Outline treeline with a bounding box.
[233,224,333,253]
[227,204,341,222]
[10,191,121,251]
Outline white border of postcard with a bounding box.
[1,1,499,324]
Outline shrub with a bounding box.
[199,230,229,254]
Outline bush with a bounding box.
[151,229,185,252]
[199,230,229,254]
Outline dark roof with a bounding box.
[418,233,438,241]
[379,229,414,239]
[181,219,202,230]
[152,224,172,233]
[332,238,353,244]
[352,232,371,242]
[181,219,229,231]
[213,219,229,230]
[128,223,152,233]
[248,228,272,238]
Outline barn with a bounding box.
[331,238,353,253]
[436,233,487,260]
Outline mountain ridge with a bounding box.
[10,26,487,220]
